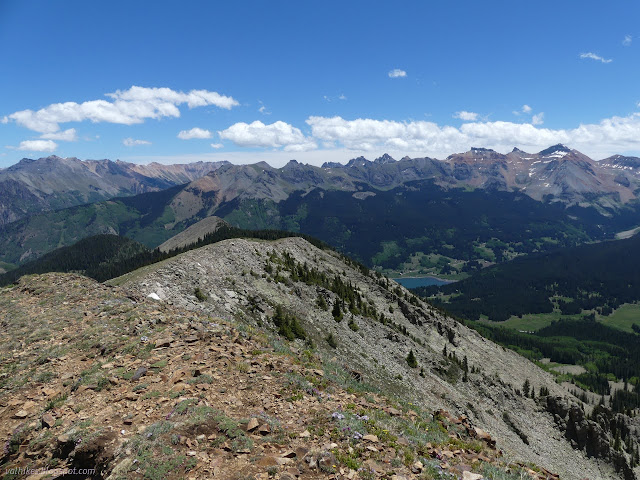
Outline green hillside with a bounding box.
[419,234,640,322]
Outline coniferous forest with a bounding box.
[418,233,640,414]
[417,234,640,322]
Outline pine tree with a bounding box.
[332,299,343,322]
[406,350,418,368]
[522,379,530,398]
[316,294,328,310]
[614,430,622,452]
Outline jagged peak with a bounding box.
[346,156,370,167]
[374,153,396,164]
[282,159,301,169]
[321,161,344,169]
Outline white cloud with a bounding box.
[453,111,478,121]
[1,116,8,124]
[258,100,270,115]
[304,113,640,158]
[177,127,212,140]
[324,94,348,102]
[532,113,544,125]
[5,86,239,134]
[522,105,532,114]
[107,86,238,109]
[579,52,612,64]
[40,128,77,141]
[123,137,151,146]
[210,143,223,149]
[124,110,640,166]
[219,120,317,151]
[623,35,632,46]
[17,139,57,152]
[388,69,407,78]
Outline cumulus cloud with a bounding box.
[40,128,77,141]
[532,113,544,125]
[522,105,532,114]
[5,86,239,134]
[453,111,478,121]
[210,143,224,149]
[580,52,612,63]
[623,35,632,46]
[303,112,640,158]
[128,112,640,166]
[16,140,57,152]
[307,116,457,152]
[388,69,407,78]
[219,120,317,151]
[177,127,212,140]
[123,137,151,146]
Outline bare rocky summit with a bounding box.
[112,236,630,479]
[0,272,557,480]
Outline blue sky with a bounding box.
[1,0,640,167]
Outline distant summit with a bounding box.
[346,156,370,167]
[321,161,344,168]
[538,144,571,156]
[374,153,396,164]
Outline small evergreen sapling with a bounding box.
[406,350,418,368]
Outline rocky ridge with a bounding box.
[192,145,640,215]
[157,216,229,253]
[112,236,629,479]
[0,156,228,225]
[1,273,559,480]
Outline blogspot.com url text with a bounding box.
[5,466,96,476]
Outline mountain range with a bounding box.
[0,155,228,225]
[1,145,640,272]
[174,144,640,214]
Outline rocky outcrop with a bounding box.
[545,395,637,479]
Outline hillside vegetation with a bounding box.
[0,227,332,286]
[420,234,640,322]
[416,234,640,416]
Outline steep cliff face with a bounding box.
[545,396,639,480]
[113,236,629,479]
